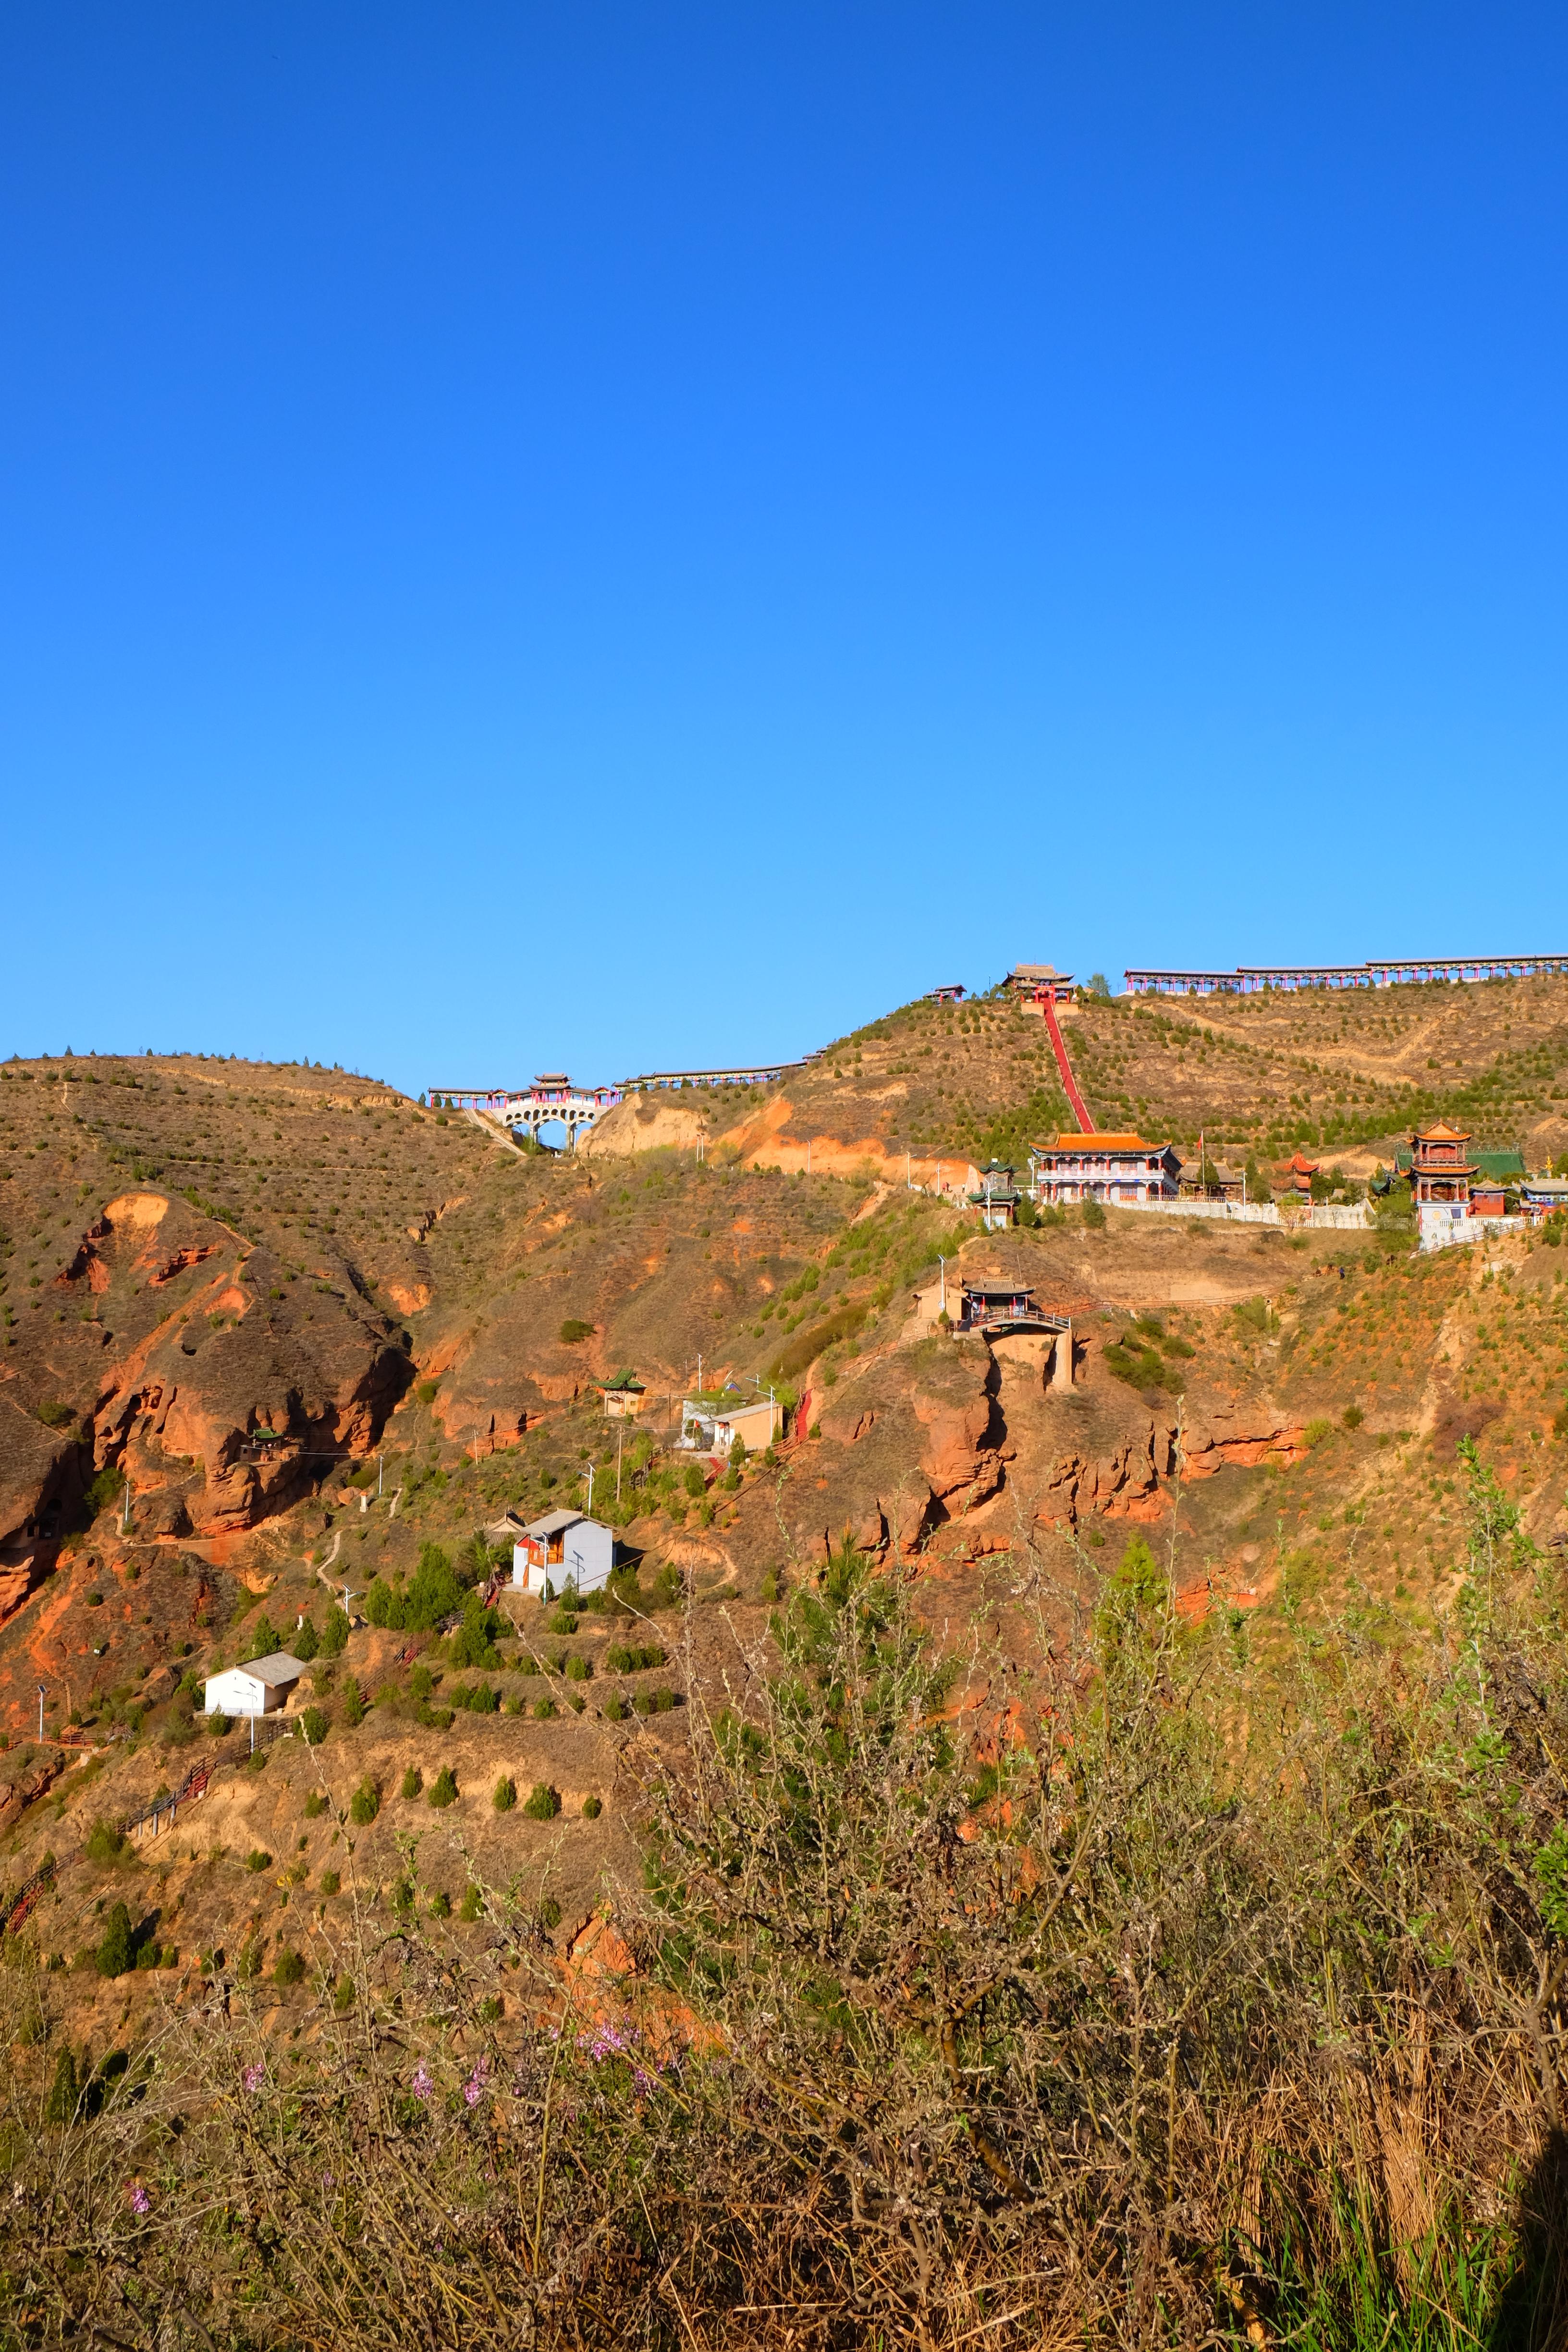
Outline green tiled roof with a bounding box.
[1473,1150,1526,1180]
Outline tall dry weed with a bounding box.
[0,1451,1563,2348]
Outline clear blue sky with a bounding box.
[4,5,1567,1092]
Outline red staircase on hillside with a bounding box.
[4,1856,55,1938]
[1041,994,1094,1134]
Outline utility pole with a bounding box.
[615,1425,624,1503]
[938,1255,946,1318]
[586,1463,594,1515]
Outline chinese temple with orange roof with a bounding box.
[1280,1151,1321,1199]
[1407,1122,1477,1210]
[1027,1132,1179,1206]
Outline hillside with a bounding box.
[586,969,1568,1186]
[2,984,1568,2127]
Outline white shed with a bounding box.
[680,1394,782,1458]
[511,1509,615,1599]
[204,1651,307,1718]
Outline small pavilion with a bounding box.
[1408,1124,1477,1212]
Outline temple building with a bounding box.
[1281,1152,1321,1200]
[1408,1123,1477,1212]
[1028,1133,1179,1206]
[968,1160,1021,1229]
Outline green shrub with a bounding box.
[36,1399,75,1429]
[446,1605,503,1670]
[683,1464,706,1499]
[538,1896,562,1930]
[582,1794,602,1819]
[299,1707,329,1747]
[1303,1417,1334,1448]
[400,1765,423,1800]
[331,1972,354,2013]
[1342,1404,1364,1431]
[602,1694,627,1722]
[349,1777,380,1826]
[293,1618,319,1662]
[85,1819,131,1867]
[428,1890,451,1919]
[245,1849,273,1874]
[366,1545,465,1634]
[1082,1198,1106,1229]
[605,1641,665,1674]
[84,1464,124,1517]
[522,1783,561,1821]
[558,1318,596,1345]
[459,1883,483,1922]
[428,1766,458,1810]
[565,1654,590,1682]
[272,1947,306,1987]
[1103,1337,1179,1394]
[532,1698,557,1721]
[95,1902,134,1978]
[319,1870,341,1897]
[207,1712,233,1738]
[339,1677,365,1728]
[319,1605,350,1657]
[303,1790,328,1819]
[415,1378,439,1405]
[492,1775,516,1813]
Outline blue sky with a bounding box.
[3,5,1567,1093]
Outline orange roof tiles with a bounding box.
[1038,1132,1155,1151]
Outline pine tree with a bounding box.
[43,2047,79,2124]
[96,1901,134,1978]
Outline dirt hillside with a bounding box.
[3,982,1568,2026]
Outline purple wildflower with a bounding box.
[411,2064,434,2102]
[463,2057,490,2108]
[577,2022,633,2063]
[242,2064,265,2093]
[130,2185,150,2215]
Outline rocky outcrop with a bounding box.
[0,1750,64,1835]
[21,1212,415,1543]
[0,1541,50,1634]
[1038,1426,1172,1527]
[149,1244,220,1287]
[1036,1420,1310,1527]
[1181,1426,1309,1476]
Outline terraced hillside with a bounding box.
[3,988,1568,2073]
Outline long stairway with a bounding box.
[1041,994,1095,1134]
